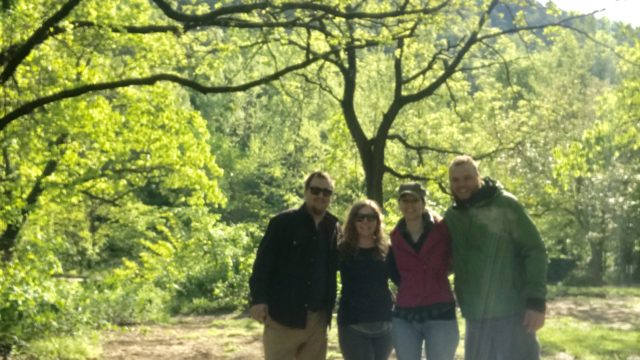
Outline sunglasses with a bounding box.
[309,186,333,197]
[355,213,377,222]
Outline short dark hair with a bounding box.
[304,171,334,190]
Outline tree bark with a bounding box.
[587,239,605,285]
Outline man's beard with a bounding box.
[308,203,327,217]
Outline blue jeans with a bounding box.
[464,314,540,360]
[391,317,459,360]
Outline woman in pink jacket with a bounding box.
[387,183,459,360]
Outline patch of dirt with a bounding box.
[100,314,263,360]
[547,295,640,330]
[99,296,640,359]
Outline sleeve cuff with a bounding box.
[526,298,546,312]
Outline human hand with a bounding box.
[523,309,545,333]
[250,304,269,324]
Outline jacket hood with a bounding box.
[452,177,502,209]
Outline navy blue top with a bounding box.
[338,247,393,326]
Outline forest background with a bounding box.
[1,0,639,359]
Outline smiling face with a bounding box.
[398,194,424,221]
[304,176,333,216]
[449,162,482,201]
[342,200,386,253]
[354,206,379,239]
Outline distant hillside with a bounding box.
[490,0,635,43]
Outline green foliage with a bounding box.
[13,332,101,360]
[0,259,91,355]
[87,260,172,325]
[1,7,226,350]
[170,222,261,313]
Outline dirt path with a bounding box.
[100,314,263,360]
[99,296,640,360]
[547,295,640,330]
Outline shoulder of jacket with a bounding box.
[325,211,339,224]
[389,225,400,236]
[443,206,458,218]
[493,191,523,209]
[271,207,301,222]
[429,220,451,240]
[389,226,403,244]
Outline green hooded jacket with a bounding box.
[444,178,547,320]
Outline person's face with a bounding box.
[354,206,378,238]
[449,162,482,201]
[304,176,333,216]
[398,194,424,221]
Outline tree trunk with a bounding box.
[587,239,605,285]
[363,139,386,205]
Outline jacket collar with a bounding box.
[452,177,501,209]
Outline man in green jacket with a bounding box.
[444,155,547,360]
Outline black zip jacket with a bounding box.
[249,204,340,328]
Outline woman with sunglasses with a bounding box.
[337,199,393,360]
[387,183,459,360]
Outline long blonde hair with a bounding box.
[339,199,389,260]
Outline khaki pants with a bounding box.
[263,311,328,360]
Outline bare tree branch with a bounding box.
[444,80,465,122]
[394,37,405,100]
[472,7,640,67]
[502,3,535,50]
[403,46,450,85]
[1,49,337,130]
[150,0,451,24]
[560,24,640,67]
[296,72,340,102]
[476,11,600,42]
[453,62,501,73]
[4,0,448,91]
[388,134,465,155]
[0,19,331,68]
[384,165,449,194]
[400,0,500,106]
[388,133,523,161]
[477,39,520,98]
[79,190,122,206]
[1,0,82,84]
[384,165,433,181]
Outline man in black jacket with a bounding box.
[249,171,340,360]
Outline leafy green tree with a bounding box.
[477,25,640,284]
[1,0,450,130]
[549,40,640,284]
[282,0,599,204]
[0,20,228,347]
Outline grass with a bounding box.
[539,316,640,360]
[547,284,640,299]
[13,332,101,360]
[209,315,263,356]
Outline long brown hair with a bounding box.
[339,199,388,260]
